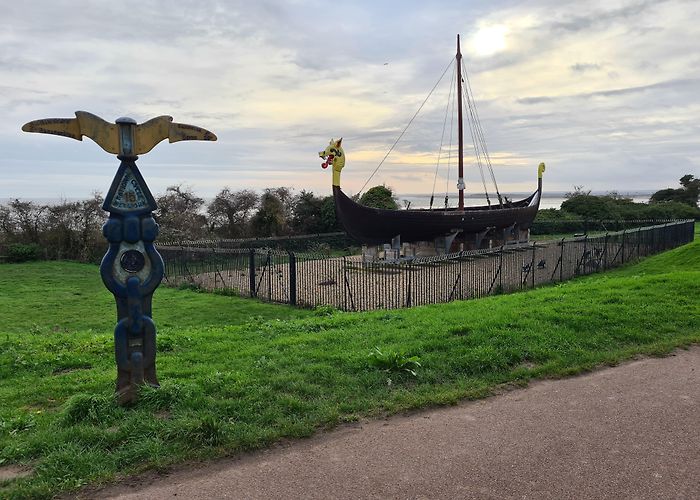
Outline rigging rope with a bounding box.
[462,74,491,206]
[445,79,456,208]
[430,63,456,210]
[359,58,455,196]
[462,65,503,206]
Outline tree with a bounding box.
[0,205,13,238]
[291,190,341,234]
[74,193,106,261]
[207,188,258,238]
[560,194,622,220]
[319,195,341,232]
[564,185,591,199]
[8,199,47,243]
[650,175,700,207]
[154,185,208,240]
[40,194,105,260]
[359,185,398,210]
[250,188,289,237]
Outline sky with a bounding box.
[1,0,698,202]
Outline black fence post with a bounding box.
[288,251,297,306]
[343,256,348,311]
[531,242,536,288]
[621,230,626,265]
[267,250,272,301]
[603,233,609,270]
[499,247,504,292]
[249,249,256,298]
[560,238,565,282]
[406,262,412,307]
[637,228,642,260]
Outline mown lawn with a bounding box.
[1,235,699,498]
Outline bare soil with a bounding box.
[0,465,32,482]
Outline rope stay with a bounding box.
[359,53,504,210]
[430,62,456,210]
[359,57,455,196]
[461,64,503,206]
[445,78,456,208]
[461,72,491,206]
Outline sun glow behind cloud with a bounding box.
[0,0,699,200]
[469,24,508,57]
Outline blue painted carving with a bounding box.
[22,112,216,405]
[100,156,164,404]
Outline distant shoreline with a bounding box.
[1,191,654,211]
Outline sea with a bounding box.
[397,192,654,210]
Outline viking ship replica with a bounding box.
[319,35,545,251]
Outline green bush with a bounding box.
[560,194,699,222]
[6,243,43,262]
[359,185,398,210]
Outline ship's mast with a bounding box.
[456,34,465,210]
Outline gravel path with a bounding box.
[96,347,700,500]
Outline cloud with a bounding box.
[547,0,669,33]
[0,0,698,200]
[517,77,700,104]
[570,63,601,73]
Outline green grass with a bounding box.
[1,234,699,498]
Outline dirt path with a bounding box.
[97,347,700,499]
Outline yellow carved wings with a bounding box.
[22,111,217,155]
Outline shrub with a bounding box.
[359,185,398,210]
[6,243,43,262]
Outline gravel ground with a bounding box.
[168,239,625,311]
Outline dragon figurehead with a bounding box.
[319,138,345,187]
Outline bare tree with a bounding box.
[207,188,259,238]
[155,185,208,241]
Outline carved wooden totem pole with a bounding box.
[22,112,216,404]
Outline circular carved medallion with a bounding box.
[120,249,145,273]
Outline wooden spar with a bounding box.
[456,34,465,210]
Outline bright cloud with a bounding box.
[0,0,698,202]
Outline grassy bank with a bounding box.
[1,237,699,498]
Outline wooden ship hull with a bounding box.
[320,35,545,249]
[333,181,541,245]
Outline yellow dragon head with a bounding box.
[319,138,345,187]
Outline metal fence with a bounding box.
[158,219,695,311]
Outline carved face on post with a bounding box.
[319,138,345,187]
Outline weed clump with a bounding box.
[368,347,422,377]
[60,394,119,426]
[177,282,203,292]
[169,414,228,447]
[450,326,472,336]
[313,304,338,316]
[138,382,194,412]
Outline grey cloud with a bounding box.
[0,57,58,73]
[516,96,555,105]
[548,0,669,33]
[517,77,700,104]
[570,63,601,73]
